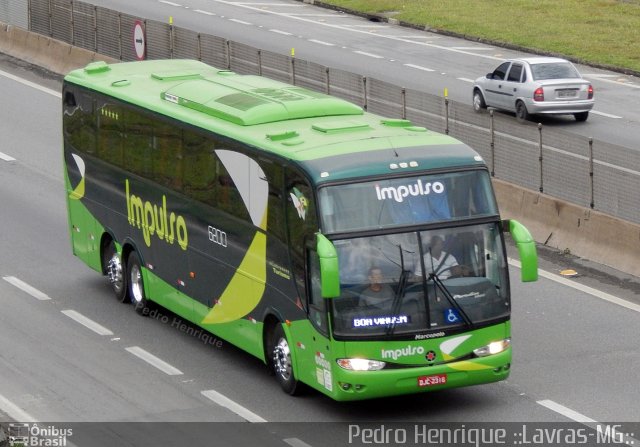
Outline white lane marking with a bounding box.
[237,2,304,5]
[125,346,183,376]
[0,152,16,162]
[284,438,314,447]
[508,259,640,313]
[308,39,334,46]
[204,0,640,92]
[538,400,638,444]
[229,18,252,25]
[452,46,494,51]
[537,399,597,423]
[193,9,216,15]
[0,69,60,98]
[457,77,476,83]
[61,310,114,336]
[205,0,504,61]
[404,63,435,72]
[158,0,182,6]
[353,50,384,59]
[0,392,37,422]
[3,276,51,301]
[269,29,292,36]
[201,389,267,423]
[584,74,640,89]
[591,110,622,119]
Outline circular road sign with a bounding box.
[133,20,146,61]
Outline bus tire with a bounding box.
[271,324,299,395]
[104,240,127,303]
[127,251,150,316]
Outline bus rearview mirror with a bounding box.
[504,219,538,282]
[316,233,341,298]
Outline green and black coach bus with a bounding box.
[63,59,538,401]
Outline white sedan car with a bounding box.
[472,57,594,122]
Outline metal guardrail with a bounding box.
[4,0,639,225]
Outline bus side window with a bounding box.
[122,108,152,178]
[285,169,317,301]
[183,130,216,206]
[64,88,97,156]
[260,159,285,241]
[97,101,123,167]
[152,121,183,191]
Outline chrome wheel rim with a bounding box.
[273,337,292,381]
[107,253,124,294]
[130,263,144,304]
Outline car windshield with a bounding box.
[331,223,509,339]
[318,170,498,234]
[530,62,580,80]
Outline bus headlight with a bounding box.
[336,358,386,371]
[473,339,511,357]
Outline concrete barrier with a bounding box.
[494,179,640,277]
[1,22,638,277]
[0,22,117,75]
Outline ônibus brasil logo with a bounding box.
[375,180,445,203]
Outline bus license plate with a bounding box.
[418,374,447,387]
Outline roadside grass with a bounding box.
[320,0,640,73]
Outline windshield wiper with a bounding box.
[428,272,473,328]
[386,245,410,336]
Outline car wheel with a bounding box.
[271,324,300,395]
[516,101,529,123]
[104,241,128,302]
[127,251,150,315]
[473,90,486,112]
[574,112,589,122]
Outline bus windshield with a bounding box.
[318,170,497,233]
[331,222,509,338]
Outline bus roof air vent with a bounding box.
[312,121,371,134]
[163,79,364,126]
[84,61,111,74]
[151,71,203,81]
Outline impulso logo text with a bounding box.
[381,345,425,360]
[126,179,188,250]
[375,179,445,203]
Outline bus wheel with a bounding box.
[104,241,127,303]
[127,251,149,316]
[271,324,299,395]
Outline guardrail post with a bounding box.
[197,33,202,61]
[291,56,296,85]
[538,123,544,193]
[169,21,174,59]
[117,13,122,60]
[362,77,367,110]
[257,49,262,76]
[225,39,230,69]
[401,88,406,119]
[589,137,594,209]
[444,97,450,135]
[70,0,75,45]
[48,0,52,37]
[325,67,330,95]
[93,5,98,52]
[490,109,495,177]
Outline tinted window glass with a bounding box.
[507,63,523,82]
[531,62,580,80]
[492,62,510,80]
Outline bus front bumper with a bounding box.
[327,349,511,401]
